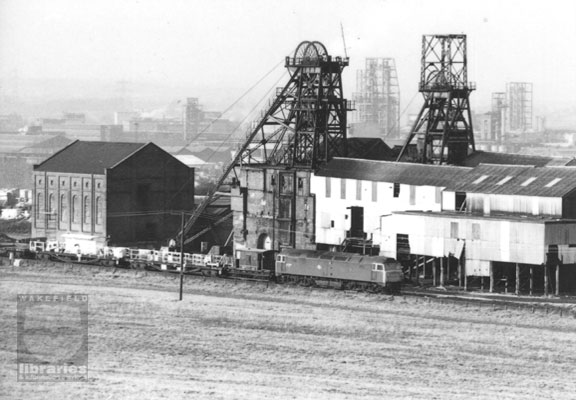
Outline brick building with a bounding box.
[32,141,194,250]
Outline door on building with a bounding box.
[348,206,364,238]
[396,233,411,261]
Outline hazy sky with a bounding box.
[1,0,575,113]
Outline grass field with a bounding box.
[1,261,576,399]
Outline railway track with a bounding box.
[2,254,575,318]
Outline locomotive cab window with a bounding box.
[372,264,384,271]
[277,255,285,262]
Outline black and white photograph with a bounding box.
[1,0,576,398]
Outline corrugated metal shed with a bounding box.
[317,157,576,198]
[34,140,148,174]
[446,164,576,197]
[316,158,471,187]
[463,151,573,167]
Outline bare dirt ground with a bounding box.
[1,260,576,399]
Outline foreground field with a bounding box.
[1,262,576,399]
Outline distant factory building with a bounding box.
[32,140,194,251]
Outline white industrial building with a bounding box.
[311,158,576,294]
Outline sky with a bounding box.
[1,0,576,115]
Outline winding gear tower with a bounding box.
[241,41,351,169]
[178,41,350,249]
[229,41,351,251]
[397,34,475,165]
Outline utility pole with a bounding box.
[179,211,185,301]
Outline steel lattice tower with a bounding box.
[397,34,476,165]
[353,58,400,137]
[491,92,506,142]
[240,41,351,170]
[506,82,533,132]
[183,97,202,141]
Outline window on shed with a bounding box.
[450,222,459,238]
[393,183,400,198]
[297,177,305,195]
[340,179,346,199]
[472,223,481,240]
[455,192,467,211]
[372,181,378,202]
[435,187,442,204]
[409,185,416,205]
[356,180,362,201]
[278,198,292,218]
[396,234,410,256]
[280,173,293,195]
[325,178,331,198]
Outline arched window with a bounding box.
[48,194,55,220]
[257,233,272,250]
[36,193,44,220]
[83,196,90,224]
[60,194,68,222]
[95,197,103,224]
[72,195,79,223]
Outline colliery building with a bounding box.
[32,140,194,251]
[312,158,576,294]
[226,37,576,294]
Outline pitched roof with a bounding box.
[444,164,576,197]
[19,135,74,154]
[346,138,396,161]
[316,158,470,187]
[317,158,576,198]
[463,151,573,167]
[34,140,148,174]
[0,134,60,154]
[174,154,206,166]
